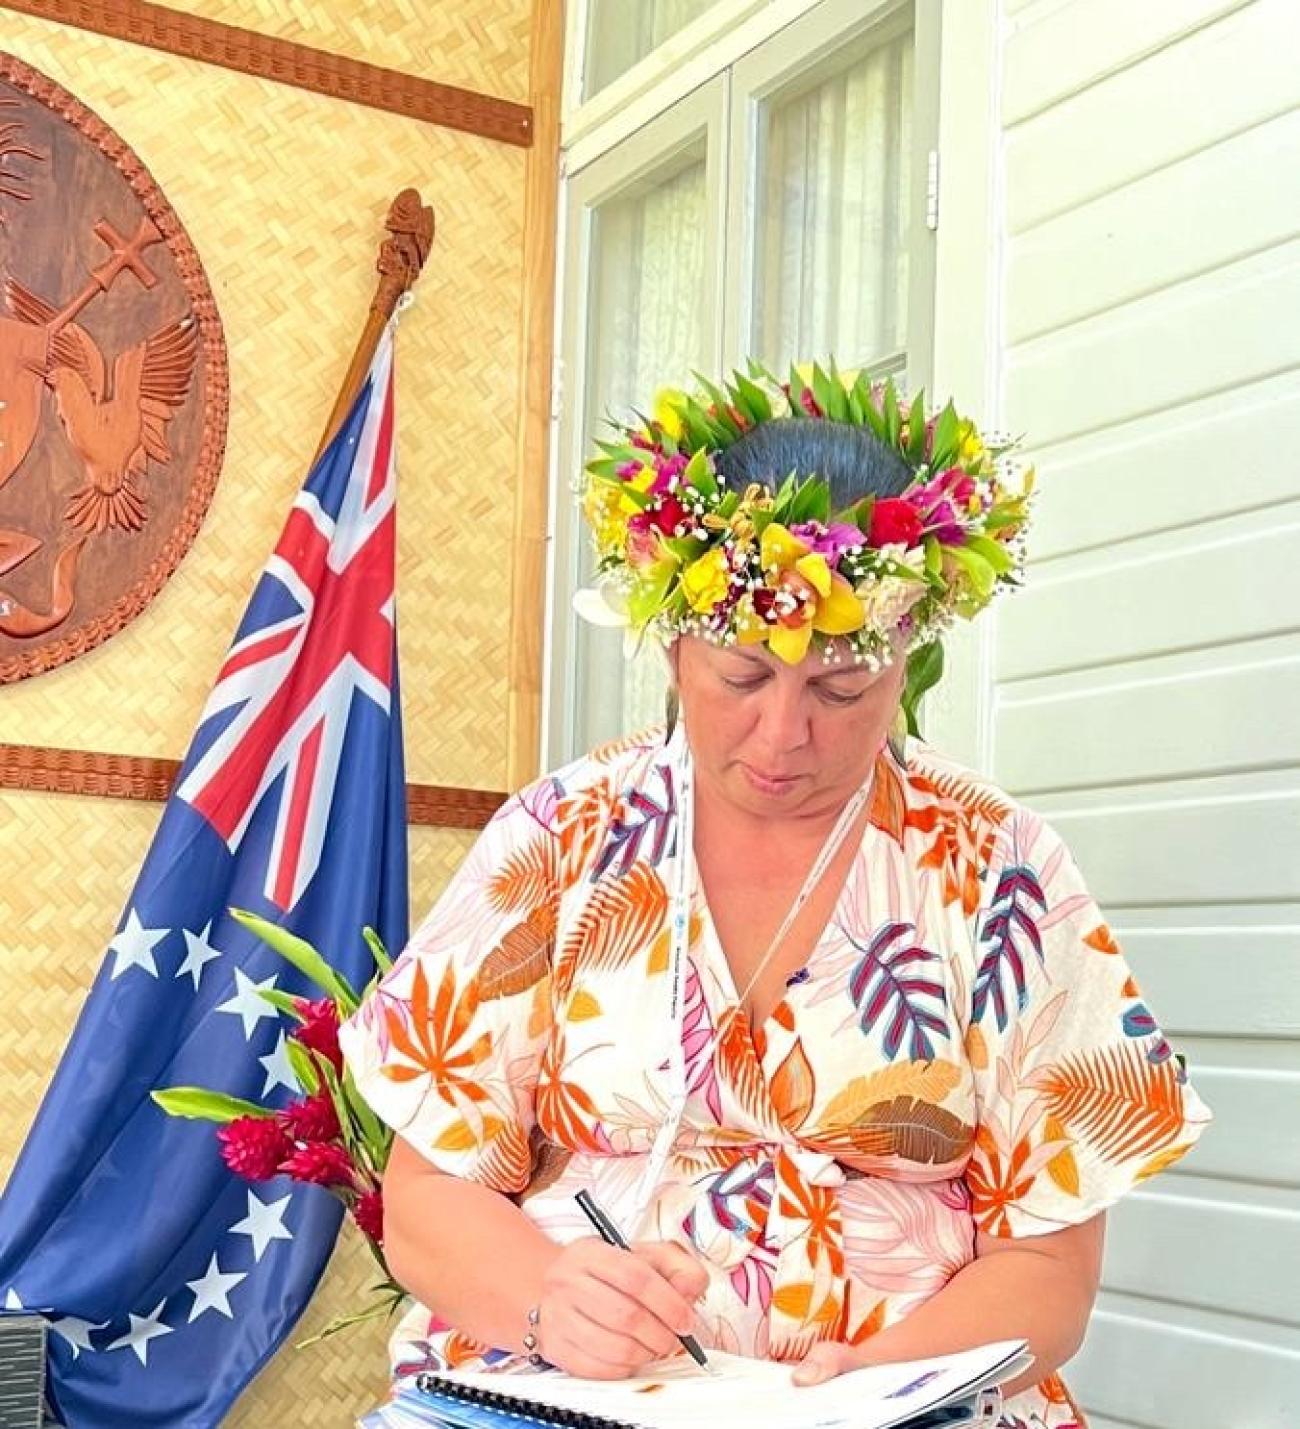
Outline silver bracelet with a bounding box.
[522,1302,545,1367]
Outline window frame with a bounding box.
[723,0,941,387]
[543,79,729,768]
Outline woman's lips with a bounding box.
[739,764,805,796]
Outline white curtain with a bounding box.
[575,158,708,751]
[585,0,718,97]
[754,28,913,373]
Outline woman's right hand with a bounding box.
[535,1237,709,1379]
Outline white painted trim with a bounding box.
[537,173,575,773]
[563,0,825,174]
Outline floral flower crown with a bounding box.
[577,361,1033,724]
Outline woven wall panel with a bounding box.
[0,789,481,1420]
[0,16,525,792]
[151,0,534,104]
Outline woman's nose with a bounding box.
[755,683,812,754]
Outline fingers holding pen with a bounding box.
[537,1237,706,1377]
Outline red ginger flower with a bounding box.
[353,1188,385,1244]
[868,497,924,549]
[280,1140,357,1189]
[218,1115,291,1181]
[293,997,343,1072]
[280,1089,341,1144]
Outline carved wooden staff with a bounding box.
[314,187,434,461]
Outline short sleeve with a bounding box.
[963,809,1212,1238]
[339,776,563,1194]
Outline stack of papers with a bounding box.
[359,1340,1031,1429]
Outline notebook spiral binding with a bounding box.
[414,1373,640,1429]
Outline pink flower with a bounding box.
[625,524,661,568]
[218,1116,292,1182]
[280,1141,357,1189]
[280,1090,341,1144]
[293,998,343,1072]
[354,1188,385,1244]
[650,452,688,496]
[905,475,967,543]
[867,499,924,549]
[791,522,862,562]
[939,467,978,504]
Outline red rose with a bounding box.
[353,1188,385,1245]
[279,1090,341,1144]
[217,1115,291,1182]
[293,998,343,1072]
[868,498,924,548]
[280,1141,357,1189]
[648,495,689,537]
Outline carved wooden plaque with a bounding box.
[0,54,227,681]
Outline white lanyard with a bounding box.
[629,729,877,1233]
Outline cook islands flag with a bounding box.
[0,321,410,1426]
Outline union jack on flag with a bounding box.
[179,331,399,909]
[0,321,410,1427]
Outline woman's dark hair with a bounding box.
[715,418,913,509]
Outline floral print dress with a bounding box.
[341,727,1211,1429]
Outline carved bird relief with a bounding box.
[4,278,198,533]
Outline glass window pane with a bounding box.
[752,23,913,375]
[584,0,718,99]
[573,154,710,753]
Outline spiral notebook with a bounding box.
[359,1340,1031,1429]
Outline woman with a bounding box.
[341,365,1210,1428]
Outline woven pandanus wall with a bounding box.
[152,0,534,103]
[0,1,541,1421]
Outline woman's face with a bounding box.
[672,635,905,824]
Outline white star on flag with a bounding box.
[230,1189,293,1262]
[216,968,281,1039]
[51,1316,104,1359]
[108,909,169,981]
[258,1031,299,1097]
[185,1254,246,1322]
[105,1300,172,1365]
[4,1288,22,1309]
[175,921,223,991]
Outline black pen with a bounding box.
[573,1189,710,1371]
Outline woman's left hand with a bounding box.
[791,1341,871,1386]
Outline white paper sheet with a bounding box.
[416,1340,1031,1429]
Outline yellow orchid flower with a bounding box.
[653,387,688,443]
[753,524,865,664]
[957,418,985,469]
[582,482,628,557]
[680,548,731,614]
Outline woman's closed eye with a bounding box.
[720,673,869,704]
[814,686,865,706]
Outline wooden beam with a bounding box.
[506,0,564,788]
[0,744,507,829]
[0,0,534,147]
